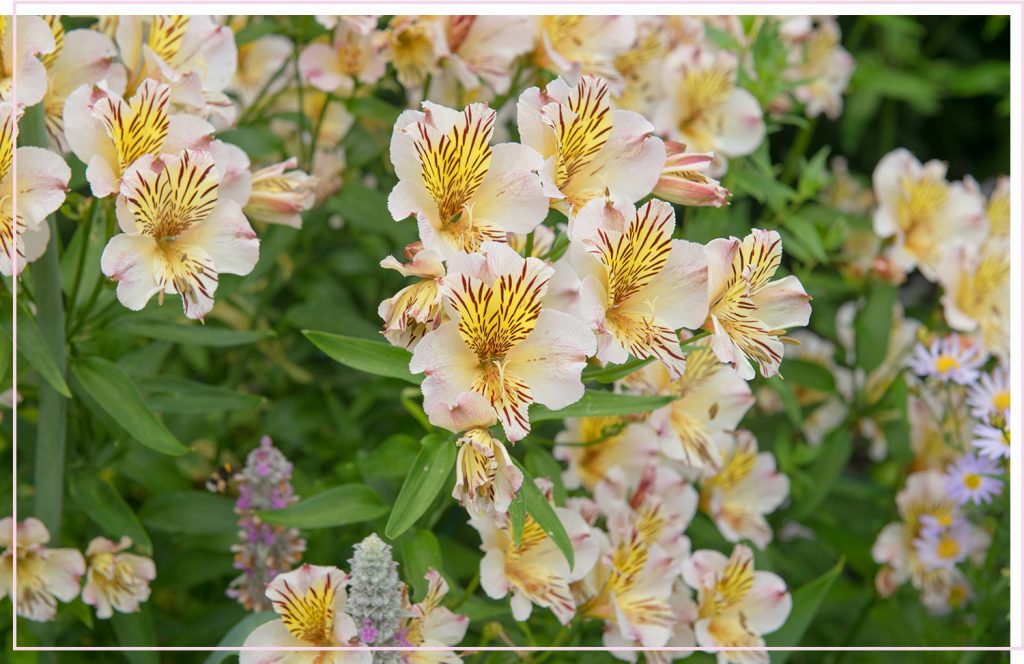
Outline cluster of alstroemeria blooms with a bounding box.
[3,15,320,321]
[0,516,155,622]
[373,51,811,653]
[869,334,1008,615]
[240,533,468,664]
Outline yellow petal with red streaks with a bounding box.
[124,149,219,239]
[93,79,170,176]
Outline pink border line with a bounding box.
[9,1,1022,654]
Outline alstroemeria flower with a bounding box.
[383,16,447,90]
[654,142,730,208]
[410,242,596,442]
[0,16,57,105]
[571,198,708,378]
[243,157,317,228]
[700,431,789,549]
[379,243,447,350]
[241,564,370,664]
[81,536,156,619]
[625,344,753,469]
[682,544,791,664]
[653,45,765,176]
[939,239,1009,359]
[472,478,599,625]
[784,17,855,120]
[872,148,987,281]
[400,569,470,663]
[535,16,637,93]
[64,78,213,198]
[554,417,659,492]
[0,102,71,276]
[517,75,666,213]
[0,517,85,622]
[611,17,670,117]
[704,229,812,380]
[116,15,238,125]
[388,101,547,258]
[42,25,126,153]
[300,17,386,95]
[453,427,524,516]
[232,33,292,108]
[438,16,535,99]
[101,148,259,320]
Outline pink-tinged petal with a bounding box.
[19,517,52,546]
[430,390,497,432]
[743,572,792,634]
[479,549,509,599]
[510,590,534,621]
[703,237,740,301]
[471,143,547,235]
[63,84,117,175]
[872,148,921,219]
[43,548,86,602]
[10,17,55,106]
[506,309,595,412]
[100,233,162,311]
[15,147,70,226]
[85,155,120,199]
[410,321,481,431]
[239,619,306,664]
[299,41,348,93]
[750,275,812,330]
[207,140,252,207]
[166,114,215,154]
[716,89,765,157]
[21,218,52,269]
[681,549,729,591]
[176,200,259,277]
[592,109,666,203]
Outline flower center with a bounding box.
[937,536,960,560]
[935,355,959,374]
[993,391,1011,411]
[277,579,336,645]
[963,473,981,490]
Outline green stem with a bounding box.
[30,217,68,542]
[781,117,818,186]
[292,46,307,161]
[21,104,68,543]
[307,91,334,170]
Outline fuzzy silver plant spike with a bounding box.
[346,533,405,663]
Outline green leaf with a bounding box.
[358,434,419,480]
[114,319,275,347]
[765,376,801,427]
[140,492,236,534]
[70,357,188,456]
[509,492,526,547]
[581,356,656,383]
[398,529,443,600]
[4,301,71,397]
[234,19,281,45]
[513,461,574,570]
[855,283,897,374]
[531,390,673,422]
[202,612,278,664]
[779,215,828,264]
[304,330,421,384]
[525,447,567,506]
[349,95,402,125]
[385,434,456,539]
[69,473,152,555]
[783,359,836,393]
[330,180,410,243]
[790,428,852,519]
[766,558,844,661]
[112,607,159,664]
[137,376,265,414]
[258,484,387,529]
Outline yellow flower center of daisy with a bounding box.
[963,473,981,490]
[993,391,1010,411]
[937,536,960,560]
[935,355,959,374]
[948,583,968,608]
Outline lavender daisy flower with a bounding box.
[966,366,1010,421]
[907,335,986,385]
[945,454,1002,505]
[914,517,974,570]
[972,421,1010,461]
[227,436,307,611]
